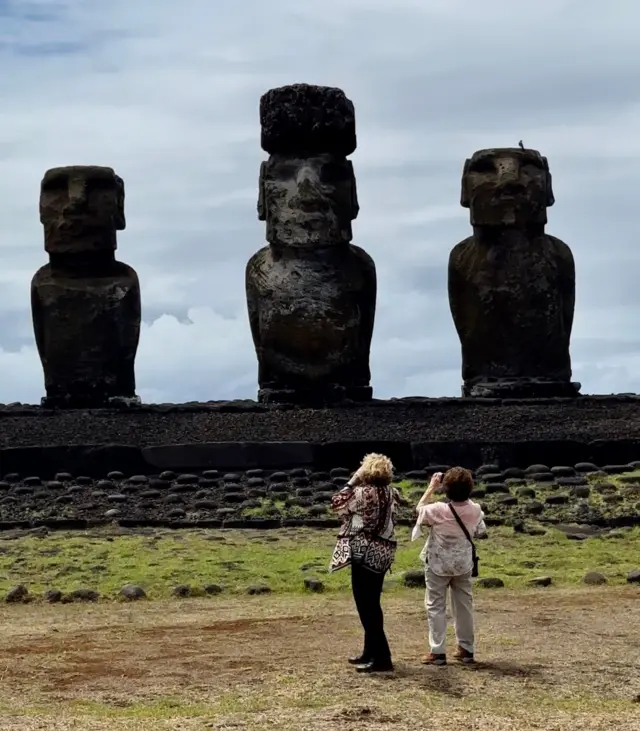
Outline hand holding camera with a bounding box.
[428,472,444,493]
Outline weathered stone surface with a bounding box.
[403,569,425,588]
[303,577,325,593]
[31,166,141,408]
[247,84,375,406]
[476,577,505,589]
[119,584,147,601]
[260,83,356,156]
[449,148,580,398]
[583,571,607,585]
[44,588,62,603]
[5,584,29,603]
[529,576,553,587]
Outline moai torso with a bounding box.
[448,148,580,398]
[246,85,377,405]
[31,166,141,408]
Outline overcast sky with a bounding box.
[1,0,640,404]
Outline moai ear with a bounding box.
[257,161,266,221]
[542,156,555,207]
[114,174,126,230]
[347,160,359,220]
[460,158,471,208]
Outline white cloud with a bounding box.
[1,0,640,403]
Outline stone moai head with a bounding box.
[460,148,554,228]
[40,165,125,254]
[258,83,359,246]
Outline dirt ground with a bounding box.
[0,587,638,730]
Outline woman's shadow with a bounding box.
[389,659,545,696]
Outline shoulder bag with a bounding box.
[448,503,479,578]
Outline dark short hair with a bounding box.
[442,467,474,502]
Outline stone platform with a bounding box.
[1,394,640,475]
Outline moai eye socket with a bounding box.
[42,176,67,192]
[321,161,348,184]
[86,177,115,192]
[468,158,495,174]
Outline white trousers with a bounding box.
[425,567,474,654]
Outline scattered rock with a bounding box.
[557,476,587,487]
[574,462,599,473]
[5,584,29,603]
[525,464,549,474]
[516,486,536,499]
[119,584,147,601]
[573,486,591,498]
[44,589,62,603]
[485,482,510,494]
[583,571,607,586]
[303,577,325,593]
[247,584,272,595]
[529,472,555,483]
[68,588,99,602]
[593,481,617,493]
[603,494,623,504]
[551,466,576,477]
[545,494,569,505]
[403,570,425,588]
[602,464,629,474]
[204,584,223,595]
[528,576,552,587]
[502,467,525,479]
[627,568,640,584]
[525,501,545,515]
[172,584,192,597]
[476,577,504,589]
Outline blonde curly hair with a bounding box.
[353,452,394,486]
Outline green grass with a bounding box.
[0,525,638,600]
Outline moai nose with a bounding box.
[66,182,88,209]
[496,159,520,184]
[296,166,319,186]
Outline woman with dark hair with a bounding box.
[411,467,487,666]
[329,453,399,674]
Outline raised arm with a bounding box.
[330,485,354,516]
[416,472,444,509]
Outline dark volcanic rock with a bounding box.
[119,584,147,601]
[403,570,425,588]
[4,398,640,448]
[477,577,505,589]
[32,166,140,409]
[5,584,29,603]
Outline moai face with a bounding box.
[40,166,125,254]
[258,154,359,246]
[460,148,554,228]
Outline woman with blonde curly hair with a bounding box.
[329,452,400,674]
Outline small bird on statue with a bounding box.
[518,140,525,151]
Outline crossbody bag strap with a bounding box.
[448,503,476,553]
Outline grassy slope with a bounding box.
[0,525,638,599]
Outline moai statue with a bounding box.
[31,166,141,408]
[449,148,581,398]
[246,83,377,405]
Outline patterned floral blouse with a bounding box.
[328,483,399,574]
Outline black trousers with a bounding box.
[351,563,392,664]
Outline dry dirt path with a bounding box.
[0,587,638,730]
